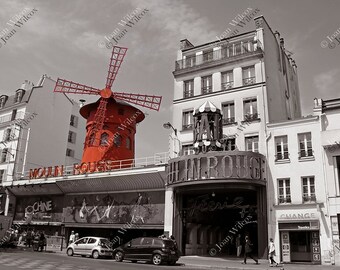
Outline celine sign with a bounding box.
[167,151,266,186]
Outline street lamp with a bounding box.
[163,122,177,136]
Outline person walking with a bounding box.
[242,236,258,264]
[236,234,242,257]
[269,238,278,267]
[69,231,75,245]
[26,230,32,248]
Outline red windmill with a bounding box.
[53,46,162,164]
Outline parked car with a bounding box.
[66,236,113,259]
[113,237,180,265]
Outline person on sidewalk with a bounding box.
[242,236,258,264]
[268,238,278,267]
[69,231,75,245]
[236,234,242,257]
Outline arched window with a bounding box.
[114,135,122,147]
[100,133,109,146]
[126,137,131,150]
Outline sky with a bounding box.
[0,0,339,158]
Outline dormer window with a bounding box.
[0,95,8,109]
[15,90,25,103]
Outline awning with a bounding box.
[64,223,163,230]
[12,220,62,226]
[278,220,319,231]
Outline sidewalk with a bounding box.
[11,246,340,270]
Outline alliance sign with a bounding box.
[167,151,266,186]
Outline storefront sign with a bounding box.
[167,151,265,186]
[279,221,319,231]
[279,213,317,220]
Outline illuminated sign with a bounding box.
[167,151,266,186]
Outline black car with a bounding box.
[113,237,180,265]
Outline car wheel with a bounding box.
[115,251,124,262]
[152,254,162,265]
[67,248,74,256]
[92,250,100,259]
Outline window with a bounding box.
[126,137,131,150]
[336,156,340,194]
[182,111,194,130]
[184,80,194,98]
[202,49,214,62]
[185,54,196,68]
[221,71,233,90]
[226,138,236,150]
[242,66,256,85]
[243,98,258,121]
[298,133,313,158]
[100,133,109,146]
[66,148,75,157]
[201,76,212,94]
[0,148,8,163]
[70,115,78,127]
[88,238,97,244]
[15,90,24,103]
[153,239,163,247]
[76,238,88,244]
[234,43,242,55]
[11,109,17,121]
[3,128,12,141]
[275,136,289,161]
[68,131,76,144]
[182,145,195,155]
[89,133,95,146]
[141,238,153,245]
[222,102,235,125]
[114,135,122,147]
[302,176,316,202]
[242,40,254,53]
[245,136,259,152]
[221,44,234,58]
[0,169,4,183]
[0,96,8,109]
[130,238,142,246]
[278,179,291,203]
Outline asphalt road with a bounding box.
[0,250,188,270]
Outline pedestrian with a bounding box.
[268,238,278,267]
[242,236,258,264]
[69,231,75,245]
[75,233,79,241]
[170,235,178,249]
[236,234,242,257]
[26,230,32,248]
[39,232,46,252]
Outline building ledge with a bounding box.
[273,202,324,209]
[275,158,291,164]
[298,156,315,162]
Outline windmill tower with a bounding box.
[53,46,162,163]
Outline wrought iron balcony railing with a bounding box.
[243,113,259,122]
[221,81,234,90]
[278,196,291,204]
[222,117,236,125]
[201,86,212,95]
[182,124,193,131]
[303,195,316,202]
[242,77,256,86]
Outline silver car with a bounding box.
[66,237,113,259]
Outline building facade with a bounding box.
[165,15,301,258]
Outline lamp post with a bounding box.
[163,122,181,158]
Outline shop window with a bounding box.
[66,148,74,157]
[182,145,195,155]
[302,176,316,202]
[70,115,78,127]
[100,133,109,146]
[298,132,313,158]
[242,66,256,85]
[221,71,233,90]
[245,136,259,152]
[126,137,131,150]
[222,102,235,125]
[243,98,258,121]
[275,136,289,161]
[278,178,291,204]
[68,131,76,144]
[183,80,194,98]
[201,75,212,95]
[182,110,194,130]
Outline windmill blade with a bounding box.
[113,92,162,111]
[54,78,100,95]
[87,98,108,146]
[105,46,128,89]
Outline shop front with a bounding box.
[166,151,267,257]
[278,212,322,264]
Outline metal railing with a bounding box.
[303,195,316,202]
[15,152,170,180]
[221,81,234,90]
[242,77,256,86]
[182,124,193,131]
[278,196,291,204]
[222,117,236,125]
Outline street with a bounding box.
[0,250,186,270]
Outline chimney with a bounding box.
[180,39,194,50]
[280,38,284,48]
[19,80,34,91]
[274,31,280,44]
[313,98,323,115]
[36,74,47,86]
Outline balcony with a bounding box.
[303,195,316,203]
[222,117,236,125]
[243,77,256,86]
[278,196,291,204]
[201,86,212,95]
[221,81,234,90]
[182,124,193,131]
[243,113,260,123]
[174,43,263,75]
[0,111,26,125]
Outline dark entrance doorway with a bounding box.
[179,188,259,257]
